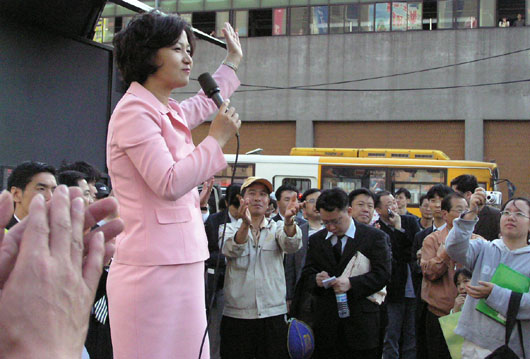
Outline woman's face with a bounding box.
[500,200,530,241]
[150,31,193,90]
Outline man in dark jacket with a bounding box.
[301,188,391,359]
[375,191,421,359]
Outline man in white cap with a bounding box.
[220,177,302,359]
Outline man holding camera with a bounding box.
[450,175,501,241]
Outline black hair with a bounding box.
[426,184,454,200]
[7,161,56,191]
[450,175,478,194]
[275,184,299,201]
[453,268,472,287]
[57,170,86,188]
[374,190,393,208]
[419,194,429,206]
[301,188,320,202]
[59,161,101,184]
[349,188,375,206]
[441,192,466,212]
[113,10,195,85]
[395,187,412,199]
[226,184,242,208]
[316,188,349,212]
[269,198,278,210]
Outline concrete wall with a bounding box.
[177,27,530,162]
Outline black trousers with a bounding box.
[425,309,451,359]
[220,315,289,359]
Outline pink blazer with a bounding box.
[107,65,240,265]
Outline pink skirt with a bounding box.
[107,261,210,359]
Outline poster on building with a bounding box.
[407,3,422,29]
[273,8,286,35]
[392,2,407,31]
[311,6,329,34]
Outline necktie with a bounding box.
[333,236,343,262]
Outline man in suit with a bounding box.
[302,188,391,359]
[203,184,241,359]
[411,184,453,359]
[272,184,306,225]
[6,161,57,230]
[450,174,501,241]
[285,188,322,311]
[375,191,421,359]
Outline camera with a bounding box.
[485,191,502,206]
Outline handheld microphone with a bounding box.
[198,72,239,138]
[198,72,224,108]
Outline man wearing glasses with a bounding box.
[301,188,391,359]
[420,192,481,359]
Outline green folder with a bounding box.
[475,263,530,325]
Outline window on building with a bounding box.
[423,0,437,29]
[408,2,423,29]
[215,11,229,36]
[249,9,273,36]
[480,0,496,26]
[179,0,204,12]
[290,7,310,35]
[159,0,177,13]
[438,0,454,28]
[360,3,375,31]
[330,5,346,33]
[235,10,249,36]
[102,17,115,43]
[456,0,478,28]
[192,11,216,34]
[273,8,287,35]
[375,2,391,31]
[310,6,329,34]
[392,2,408,31]
[205,0,231,11]
[345,4,359,32]
[233,0,259,9]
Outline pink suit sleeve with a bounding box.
[179,65,240,130]
[112,100,226,202]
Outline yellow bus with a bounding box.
[216,148,499,216]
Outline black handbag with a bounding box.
[485,291,526,359]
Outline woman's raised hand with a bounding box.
[222,22,243,69]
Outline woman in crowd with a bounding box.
[445,190,530,358]
[106,11,242,359]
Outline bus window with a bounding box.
[279,177,312,194]
[391,168,446,205]
[321,166,387,194]
[215,163,255,187]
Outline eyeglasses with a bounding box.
[450,208,467,214]
[500,211,530,219]
[306,199,317,204]
[322,216,343,227]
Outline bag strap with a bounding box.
[517,320,525,358]
[504,291,522,345]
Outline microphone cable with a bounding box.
[198,133,240,359]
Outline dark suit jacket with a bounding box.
[411,225,434,295]
[300,221,391,355]
[285,222,309,300]
[377,214,421,302]
[204,209,232,275]
[474,205,501,241]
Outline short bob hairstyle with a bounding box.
[113,11,195,85]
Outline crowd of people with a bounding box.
[203,176,530,359]
[0,162,529,359]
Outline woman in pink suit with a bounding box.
[106,11,242,359]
